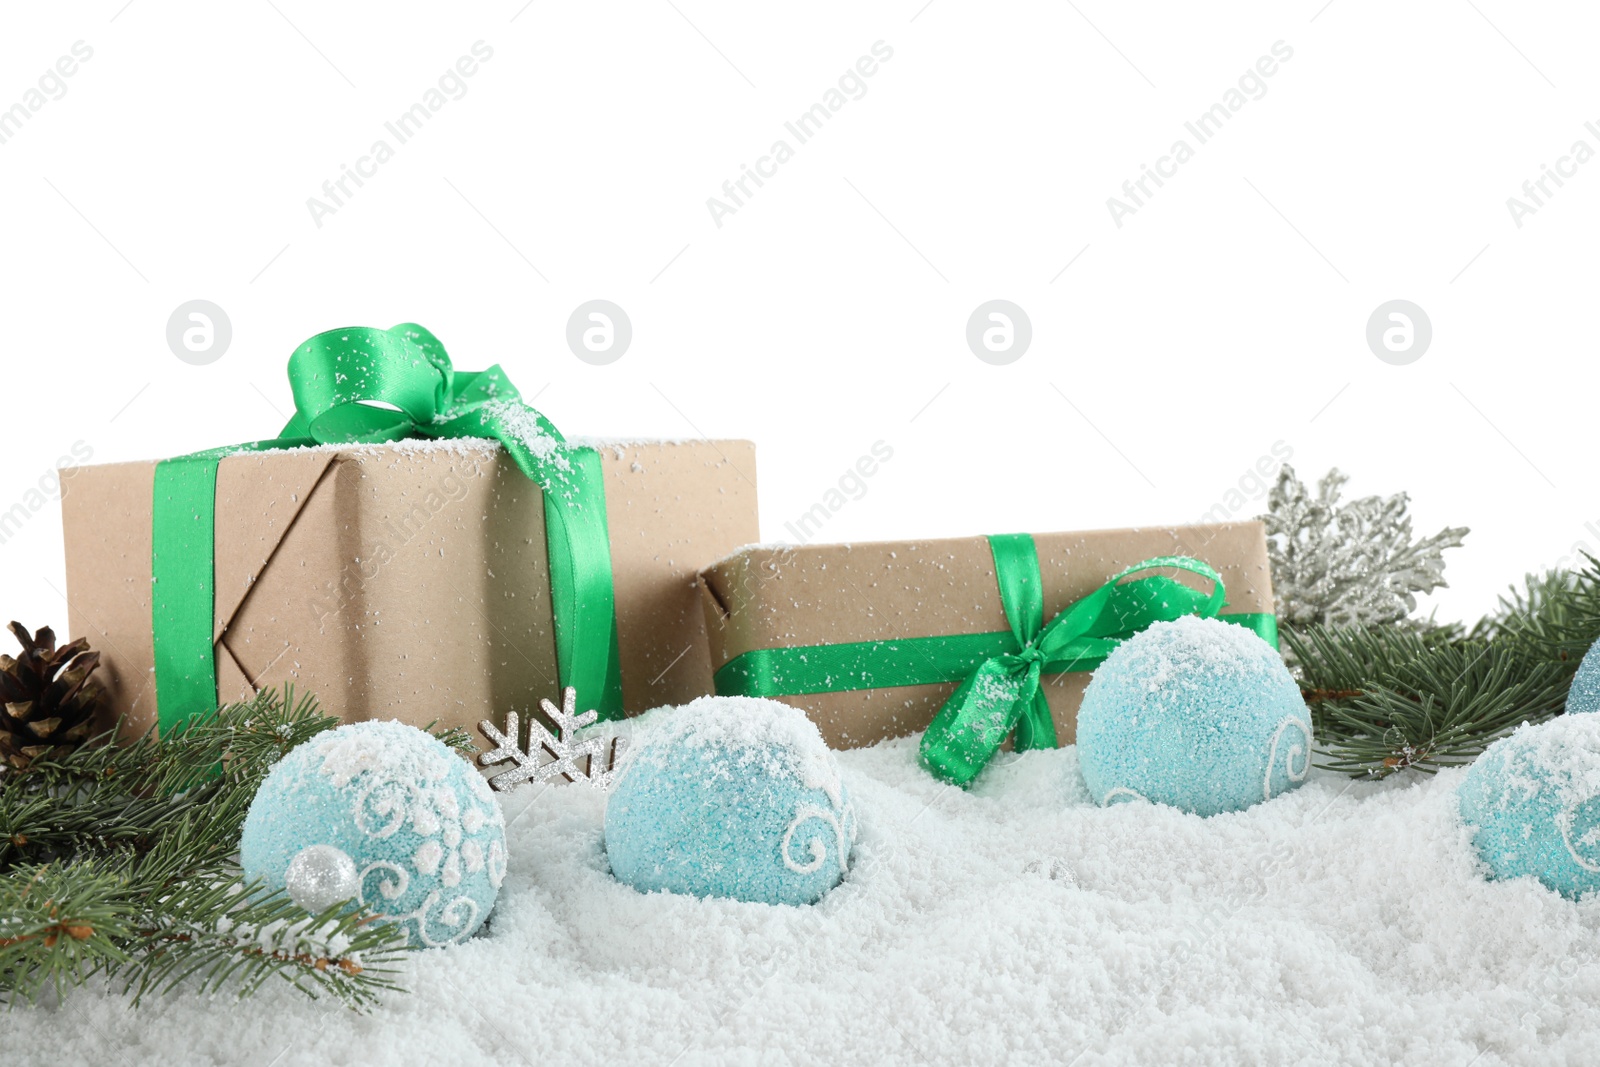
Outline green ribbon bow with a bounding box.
[150,323,624,733]
[919,537,1233,786]
[712,533,1276,787]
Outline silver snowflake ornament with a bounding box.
[477,687,627,791]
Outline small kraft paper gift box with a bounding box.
[59,323,758,739]
[699,522,1276,784]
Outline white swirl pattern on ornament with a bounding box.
[361,860,410,902]
[1557,795,1600,872]
[314,729,502,946]
[779,743,858,876]
[1263,717,1312,801]
[354,777,410,838]
[486,839,506,890]
[361,883,482,949]
[1102,786,1147,806]
[358,860,485,946]
[781,800,857,875]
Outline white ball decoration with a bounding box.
[285,844,361,914]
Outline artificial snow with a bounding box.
[11,740,1600,1066]
[1477,714,1600,810]
[621,695,843,798]
[224,435,714,463]
[240,436,504,460]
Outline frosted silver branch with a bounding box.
[1261,464,1469,633]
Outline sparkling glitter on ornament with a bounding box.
[285,844,360,913]
[241,720,506,947]
[1459,714,1600,899]
[605,695,856,905]
[1077,615,1312,817]
[1566,638,1600,715]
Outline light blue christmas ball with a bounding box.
[604,696,856,906]
[1566,639,1600,715]
[241,720,507,947]
[1077,615,1312,817]
[1458,714,1600,899]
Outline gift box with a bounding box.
[698,522,1276,778]
[57,324,759,737]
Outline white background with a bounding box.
[1,0,1594,637]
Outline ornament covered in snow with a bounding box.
[1458,714,1600,899]
[604,696,856,905]
[1566,639,1600,715]
[241,720,507,948]
[1076,615,1312,817]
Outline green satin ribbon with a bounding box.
[151,323,624,732]
[920,545,1234,786]
[152,439,302,730]
[712,535,1277,787]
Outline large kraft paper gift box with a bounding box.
[698,521,1275,755]
[56,323,759,737]
[61,439,758,736]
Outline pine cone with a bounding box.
[0,622,104,771]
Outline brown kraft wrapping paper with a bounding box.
[698,521,1275,750]
[59,438,758,736]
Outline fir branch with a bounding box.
[422,721,477,755]
[1292,628,1570,777]
[0,856,408,1008]
[120,872,407,1007]
[1471,563,1600,664]
[0,687,414,1009]
[1293,556,1600,778]
[0,858,138,1003]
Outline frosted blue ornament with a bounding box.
[604,696,856,906]
[1076,615,1312,817]
[241,720,507,948]
[1566,639,1600,715]
[1458,714,1600,899]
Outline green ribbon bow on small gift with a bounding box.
[919,535,1234,786]
[150,323,623,733]
[712,533,1275,787]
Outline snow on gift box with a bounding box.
[604,696,857,905]
[241,721,507,947]
[1458,714,1600,899]
[1076,615,1312,816]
